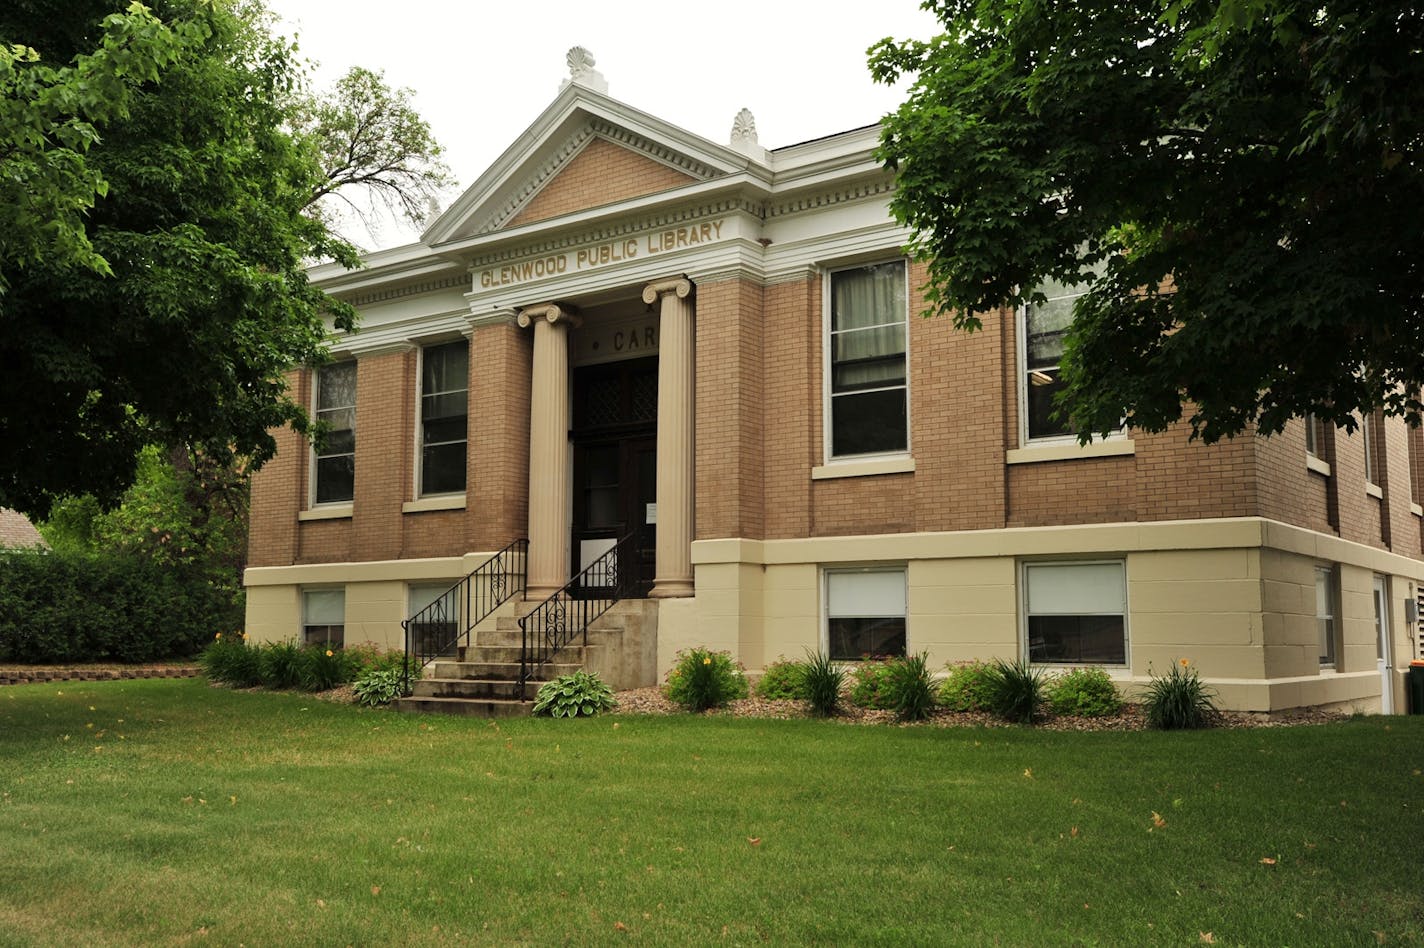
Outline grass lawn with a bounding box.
[1,679,1421,946]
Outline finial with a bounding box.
[729,107,769,162]
[560,46,608,94]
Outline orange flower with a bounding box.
[326,649,334,657]
[1179,658,1190,668]
[215,632,222,640]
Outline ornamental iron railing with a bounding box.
[400,538,528,693]
[517,531,640,695]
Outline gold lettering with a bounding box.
[712,220,723,239]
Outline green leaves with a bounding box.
[532,671,617,718]
[872,0,1424,443]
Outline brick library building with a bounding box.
[244,54,1424,713]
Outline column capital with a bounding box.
[641,277,693,305]
[516,302,582,330]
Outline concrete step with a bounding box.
[413,677,541,701]
[428,659,583,680]
[453,644,588,665]
[394,695,530,718]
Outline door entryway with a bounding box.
[571,357,657,595]
[1374,574,1394,714]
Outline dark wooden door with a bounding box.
[571,358,657,596]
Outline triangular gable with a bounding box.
[503,137,698,229]
[423,83,759,246]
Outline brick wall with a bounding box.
[695,278,765,539]
[468,321,532,551]
[247,369,306,567]
[761,277,816,540]
[505,139,696,229]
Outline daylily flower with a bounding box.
[326,649,334,657]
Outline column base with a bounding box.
[649,579,695,598]
[524,585,563,601]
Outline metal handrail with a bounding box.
[517,531,641,695]
[400,538,528,693]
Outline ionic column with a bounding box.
[644,277,695,598]
[518,303,581,599]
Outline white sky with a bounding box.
[265,0,942,250]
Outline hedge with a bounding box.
[0,550,242,663]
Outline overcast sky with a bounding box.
[265,0,942,249]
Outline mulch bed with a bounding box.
[609,687,1349,730]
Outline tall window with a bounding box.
[302,588,345,648]
[1362,412,1379,486]
[1316,566,1337,666]
[1305,412,1322,457]
[825,568,907,661]
[1024,561,1128,665]
[420,341,469,496]
[1022,277,1088,441]
[314,361,356,504]
[827,261,907,458]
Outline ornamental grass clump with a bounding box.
[259,640,303,690]
[1144,659,1219,730]
[755,658,807,700]
[1046,667,1124,718]
[883,652,937,722]
[201,633,262,687]
[939,660,995,712]
[532,670,617,718]
[297,644,349,692]
[664,648,748,712]
[799,649,845,718]
[984,658,1047,724]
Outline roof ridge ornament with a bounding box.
[729,107,769,162]
[561,46,608,95]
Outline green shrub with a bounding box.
[755,658,806,700]
[201,634,262,687]
[939,660,996,712]
[848,660,896,709]
[984,658,1047,724]
[1143,659,1218,730]
[800,650,845,718]
[664,648,748,712]
[297,644,349,692]
[259,641,303,690]
[533,670,617,718]
[1047,667,1124,718]
[0,549,241,663]
[352,667,410,708]
[884,652,937,722]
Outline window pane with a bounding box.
[303,589,344,625]
[832,352,906,393]
[829,616,906,661]
[1025,295,1075,368]
[423,342,468,395]
[422,415,467,446]
[1025,563,1125,614]
[1028,615,1126,664]
[828,570,907,617]
[832,389,907,456]
[421,442,466,495]
[1025,367,1071,440]
[303,624,345,648]
[315,455,355,504]
[831,262,905,332]
[586,486,620,528]
[317,362,356,411]
[321,427,355,456]
[422,390,468,421]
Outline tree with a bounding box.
[870,0,1424,444]
[0,0,456,520]
[296,65,453,237]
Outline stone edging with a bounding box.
[0,667,201,687]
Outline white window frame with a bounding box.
[310,360,357,508]
[301,587,346,648]
[822,565,908,661]
[415,340,470,499]
[1361,412,1379,489]
[1021,559,1130,668]
[1316,565,1338,667]
[821,259,911,464]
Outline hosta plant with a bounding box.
[533,671,617,718]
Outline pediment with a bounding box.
[422,84,759,246]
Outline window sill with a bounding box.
[1005,439,1135,465]
[402,495,467,514]
[1411,502,1422,517]
[1306,455,1332,477]
[298,505,353,522]
[1365,482,1383,499]
[811,456,916,480]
